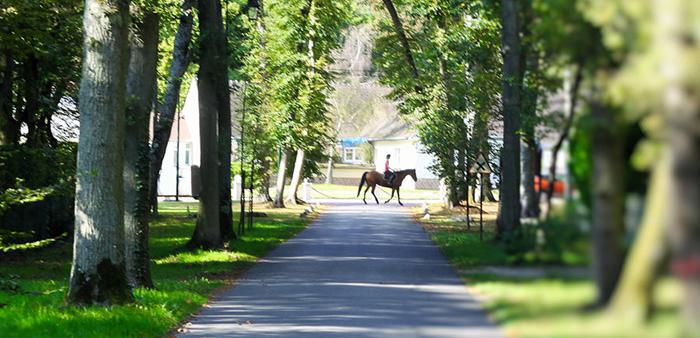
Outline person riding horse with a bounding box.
[384,154,395,184]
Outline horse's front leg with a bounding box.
[371,186,379,204]
[363,185,370,204]
[384,188,395,203]
[397,187,403,206]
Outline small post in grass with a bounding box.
[469,153,492,242]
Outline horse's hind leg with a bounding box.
[384,189,395,203]
[371,186,379,204]
[363,186,370,204]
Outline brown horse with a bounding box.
[356,169,418,206]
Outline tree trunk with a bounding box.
[68,0,133,306]
[522,139,540,217]
[381,0,419,81]
[148,0,196,215]
[496,0,522,236]
[590,98,626,307]
[609,153,669,322]
[190,0,223,249]
[0,50,18,146]
[273,150,288,208]
[325,144,334,184]
[447,149,458,208]
[457,148,466,203]
[123,3,158,289]
[260,157,273,202]
[544,66,582,219]
[23,55,44,147]
[213,2,233,241]
[287,149,305,205]
[657,2,700,331]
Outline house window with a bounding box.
[184,143,192,165]
[343,147,362,162]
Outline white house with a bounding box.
[157,80,200,197]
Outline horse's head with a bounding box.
[409,169,417,182]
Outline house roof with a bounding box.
[169,115,193,142]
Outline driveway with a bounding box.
[179,201,502,338]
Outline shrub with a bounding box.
[0,144,76,240]
[502,201,589,266]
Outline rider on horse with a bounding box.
[384,154,395,184]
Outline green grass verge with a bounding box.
[415,203,682,338]
[0,202,312,338]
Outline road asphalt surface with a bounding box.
[179,200,503,338]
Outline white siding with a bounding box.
[372,139,438,189]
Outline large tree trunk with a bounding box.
[273,150,288,208]
[190,0,223,249]
[496,0,522,236]
[214,4,233,241]
[590,98,626,307]
[609,153,669,322]
[287,149,305,205]
[148,0,196,215]
[67,0,133,306]
[123,3,158,289]
[658,2,700,332]
[0,50,19,146]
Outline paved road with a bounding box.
[179,201,502,338]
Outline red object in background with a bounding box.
[534,176,566,194]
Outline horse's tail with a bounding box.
[357,172,368,197]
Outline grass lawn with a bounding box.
[304,183,441,200]
[415,203,683,338]
[0,202,314,338]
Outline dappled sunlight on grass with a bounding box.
[414,203,682,338]
[468,275,681,338]
[0,202,313,338]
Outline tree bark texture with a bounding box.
[657,1,700,332]
[211,0,233,241]
[609,154,669,322]
[148,0,195,214]
[273,150,288,208]
[287,149,305,204]
[123,3,159,289]
[68,0,133,306]
[190,0,223,249]
[590,98,626,307]
[496,0,522,236]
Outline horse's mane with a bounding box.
[395,169,416,174]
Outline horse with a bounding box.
[356,169,418,206]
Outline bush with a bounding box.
[502,202,589,265]
[0,144,76,240]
